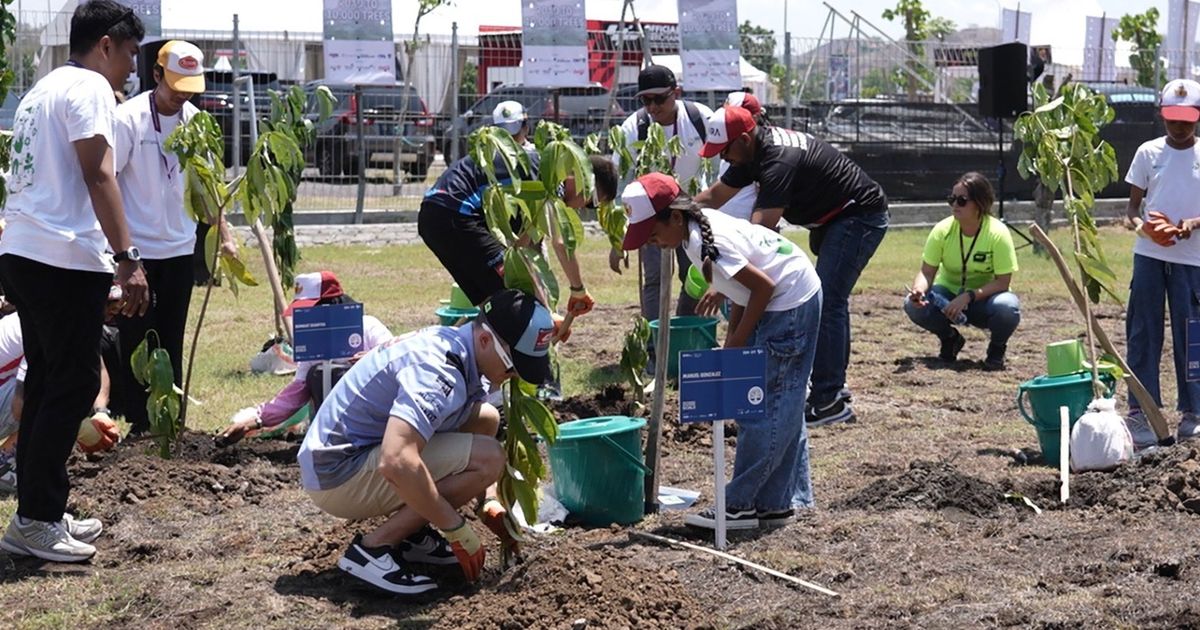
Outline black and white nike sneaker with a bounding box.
[337,534,437,595]
[398,526,458,566]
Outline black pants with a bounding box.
[116,256,193,433]
[0,255,110,522]
[418,202,507,306]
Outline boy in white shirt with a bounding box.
[0,0,146,563]
[1123,78,1200,449]
[112,40,237,435]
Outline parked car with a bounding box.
[444,83,624,158]
[302,80,435,179]
[0,91,21,131]
[193,70,281,167]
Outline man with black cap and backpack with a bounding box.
[298,288,554,594]
[611,64,714,323]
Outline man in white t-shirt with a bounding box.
[0,0,147,564]
[112,40,236,435]
[611,65,714,322]
[1123,78,1200,450]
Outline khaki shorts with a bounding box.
[305,432,474,521]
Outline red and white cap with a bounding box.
[157,40,205,93]
[285,271,344,315]
[698,106,757,158]
[725,91,762,117]
[620,172,681,251]
[1161,79,1200,122]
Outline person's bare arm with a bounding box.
[750,207,785,230]
[93,356,111,411]
[908,262,939,306]
[74,136,148,316]
[724,265,775,348]
[694,181,739,209]
[1125,185,1145,230]
[377,417,462,530]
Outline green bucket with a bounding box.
[649,316,719,378]
[547,416,650,526]
[1017,372,1115,466]
[684,265,709,300]
[435,305,480,326]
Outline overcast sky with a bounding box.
[31,0,1178,65]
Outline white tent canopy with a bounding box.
[651,54,774,103]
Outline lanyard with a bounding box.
[149,89,177,180]
[65,60,84,69]
[958,219,982,292]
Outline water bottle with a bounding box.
[926,291,968,325]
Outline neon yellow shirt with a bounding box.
[921,215,1018,292]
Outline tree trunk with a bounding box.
[1032,182,1054,254]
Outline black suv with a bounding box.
[192,70,281,167]
[303,80,435,179]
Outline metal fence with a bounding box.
[2,10,1186,212]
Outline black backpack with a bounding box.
[636,100,707,142]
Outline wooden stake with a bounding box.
[1028,223,1172,441]
[644,248,672,512]
[630,531,841,597]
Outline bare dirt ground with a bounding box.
[4,294,1200,629]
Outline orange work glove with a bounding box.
[77,412,120,454]
[566,286,595,316]
[478,499,521,560]
[438,517,484,582]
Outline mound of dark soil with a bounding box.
[1026,444,1200,514]
[432,538,713,630]
[550,383,719,450]
[69,431,299,525]
[837,460,1007,517]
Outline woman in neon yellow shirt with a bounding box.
[904,172,1020,370]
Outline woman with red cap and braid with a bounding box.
[622,172,822,529]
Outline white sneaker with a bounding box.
[683,507,759,530]
[0,515,96,563]
[62,514,103,544]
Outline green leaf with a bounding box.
[503,247,536,295]
[220,254,259,287]
[315,85,336,122]
[204,224,219,283]
[517,394,558,444]
[149,348,175,393]
[484,186,516,245]
[527,247,560,310]
[130,337,151,385]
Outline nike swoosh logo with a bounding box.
[361,546,398,573]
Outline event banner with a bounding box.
[1001,8,1031,46]
[521,0,589,88]
[1082,16,1119,83]
[677,0,741,91]
[322,0,395,85]
[1167,0,1200,79]
[120,0,161,38]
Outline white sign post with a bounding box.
[677,0,741,91]
[322,0,396,86]
[712,419,727,549]
[521,0,590,88]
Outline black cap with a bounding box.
[636,64,677,97]
[479,289,554,385]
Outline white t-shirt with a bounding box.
[1126,136,1200,266]
[617,100,714,188]
[0,66,117,273]
[0,314,22,386]
[716,160,759,221]
[114,92,201,260]
[683,209,821,311]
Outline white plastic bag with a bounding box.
[1070,398,1133,472]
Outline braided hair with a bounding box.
[654,193,720,282]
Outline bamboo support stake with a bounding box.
[251,219,291,345]
[1029,223,1172,441]
[630,531,840,597]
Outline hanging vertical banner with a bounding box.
[1167,0,1200,79]
[1001,8,1032,46]
[677,0,741,91]
[521,0,589,88]
[828,54,850,101]
[1083,16,1119,83]
[120,0,161,38]
[323,0,395,85]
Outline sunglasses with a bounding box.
[640,92,672,106]
[947,194,970,207]
[481,322,515,373]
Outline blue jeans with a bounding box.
[903,285,1022,346]
[723,292,822,512]
[1126,254,1200,413]
[808,210,889,406]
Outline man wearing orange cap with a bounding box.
[112,40,238,435]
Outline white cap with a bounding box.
[492,100,527,134]
[1161,79,1200,122]
[156,40,205,93]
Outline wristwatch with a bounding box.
[113,246,141,263]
